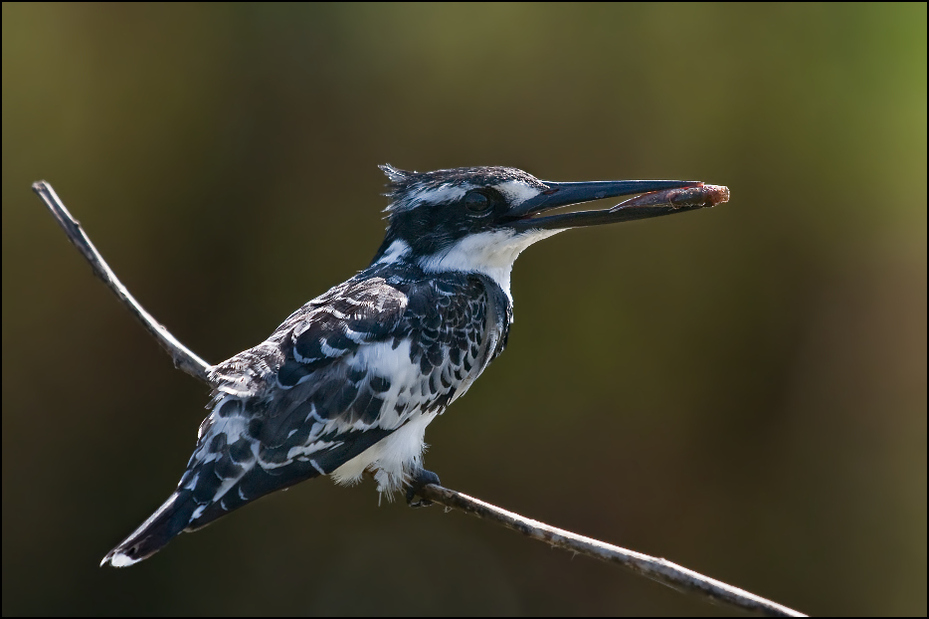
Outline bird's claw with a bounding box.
[406,468,440,508]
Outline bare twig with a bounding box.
[33,180,806,617]
[32,181,211,382]
[418,485,805,617]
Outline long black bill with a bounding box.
[509,179,728,231]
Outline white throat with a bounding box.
[417,229,563,300]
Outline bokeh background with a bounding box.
[3,3,925,616]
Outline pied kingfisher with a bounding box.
[102,164,724,567]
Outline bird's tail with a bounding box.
[100,490,198,568]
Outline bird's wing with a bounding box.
[103,276,420,565]
[184,271,504,529]
[183,275,416,527]
[101,272,502,566]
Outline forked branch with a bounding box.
[32,180,805,618]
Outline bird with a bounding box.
[100,164,725,567]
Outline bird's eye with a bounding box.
[463,190,492,214]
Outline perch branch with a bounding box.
[418,484,804,617]
[32,181,211,382]
[33,180,805,618]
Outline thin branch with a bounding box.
[418,485,805,617]
[33,180,806,617]
[32,181,211,382]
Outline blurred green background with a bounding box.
[3,3,925,616]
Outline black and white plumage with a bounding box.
[101,164,711,567]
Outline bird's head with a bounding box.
[371,164,725,289]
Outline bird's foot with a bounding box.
[406,468,440,508]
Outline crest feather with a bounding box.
[378,164,547,215]
[378,163,409,183]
